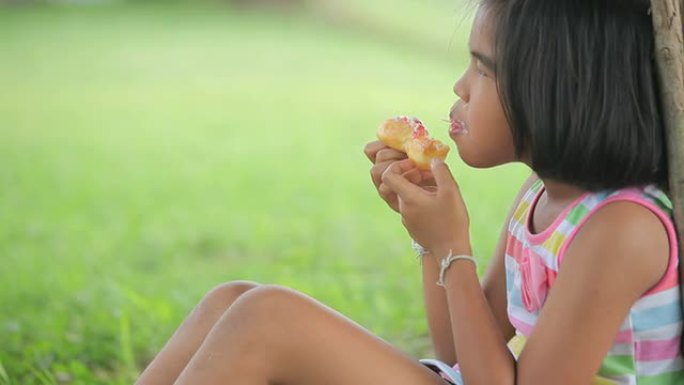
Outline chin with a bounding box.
[462,158,495,168]
[458,151,509,169]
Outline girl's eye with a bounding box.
[475,62,488,78]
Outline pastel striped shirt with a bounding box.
[505,180,684,384]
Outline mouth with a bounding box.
[448,113,469,138]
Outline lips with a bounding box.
[449,117,469,138]
[448,105,469,138]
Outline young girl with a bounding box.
[136,0,683,384]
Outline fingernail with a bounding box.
[431,158,443,168]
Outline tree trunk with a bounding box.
[651,0,684,353]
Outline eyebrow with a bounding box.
[470,50,496,73]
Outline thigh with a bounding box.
[179,285,452,385]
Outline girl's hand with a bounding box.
[381,158,470,254]
[364,140,436,213]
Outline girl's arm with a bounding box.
[436,199,669,384]
[433,201,668,385]
[383,161,669,385]
[422,172,536,364]
[513,202,669,384]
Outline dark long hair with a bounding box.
[479,0,682,354]
[483,0,668,192]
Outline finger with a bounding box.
[418,170,436,187]
[381,161,425,201]
[402,168,422,185]
[364,141,387,163]
[370,155,411,189]
[371,162,392,188]
[393,158,418,171]
[401,168,436,193]
[378,183,399,211]
[375,148,407,164]
[431,158,459,195]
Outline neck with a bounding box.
[539,178,586,204]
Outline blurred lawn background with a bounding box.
[0,0,529,383]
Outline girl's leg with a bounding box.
[136,281,260,385]
[174,285,449,385]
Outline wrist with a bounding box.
[436,252,478,286]
[411,238,429,257]
[430,239,472,261]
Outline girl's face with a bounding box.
[449,7,518,168]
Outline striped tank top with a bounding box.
[505,180,684,384]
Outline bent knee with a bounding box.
[235,285,314,320]
[200,280,261,311]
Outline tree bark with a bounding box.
[651,0,684,352]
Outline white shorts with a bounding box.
[420,358,463,385]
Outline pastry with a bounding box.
[377,116,450,170]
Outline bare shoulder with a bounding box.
[517,198,673,383]
[567,199,670,293]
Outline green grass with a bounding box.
[0,2,528,384]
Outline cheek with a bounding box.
[469,88,507,131]
[457,92,517,167]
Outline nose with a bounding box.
[453,74,468,102]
